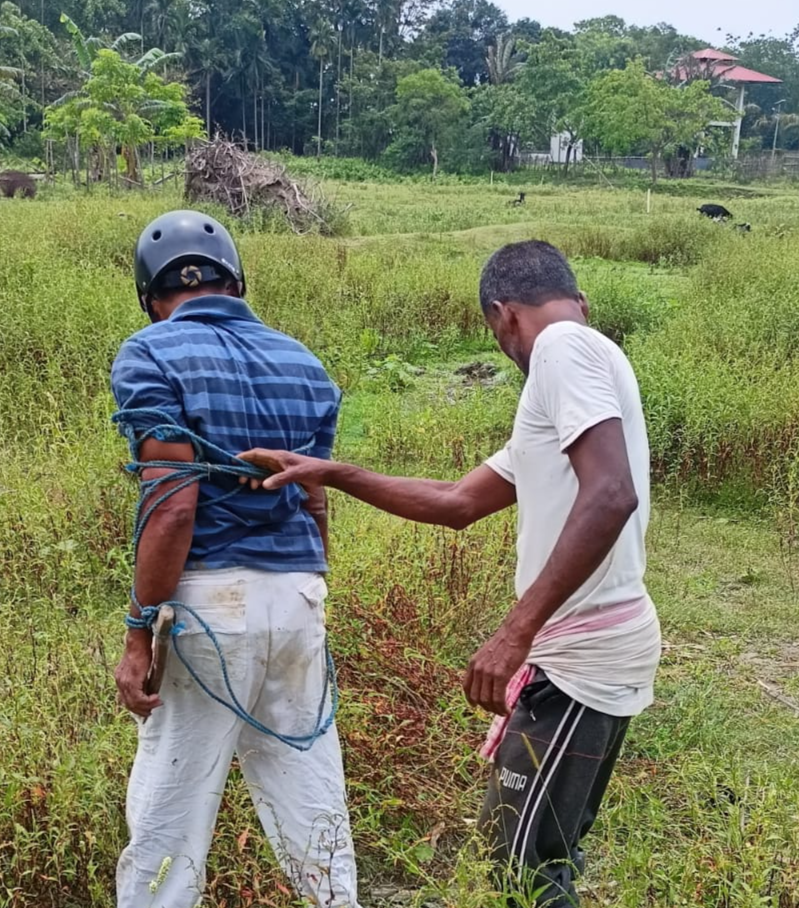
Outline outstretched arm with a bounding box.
[238,451,516,530]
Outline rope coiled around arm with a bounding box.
[114,406,338,751]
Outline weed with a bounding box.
[1,180,799,907]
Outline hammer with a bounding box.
[144,605,175,698]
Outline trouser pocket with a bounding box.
[170,571,249,686]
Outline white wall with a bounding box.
[550,132,583,164]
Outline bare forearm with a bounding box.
[309,510,329,559]
[122,447,197,653]
[242,451,515,528]
[303,487,329,559]
[506,487,637,640]
[322,462,462,527]
[132,511,195,612]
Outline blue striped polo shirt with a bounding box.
[111,295,340,573]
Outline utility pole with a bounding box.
[771,98,787,164]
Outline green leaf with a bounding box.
[411,841,435,864]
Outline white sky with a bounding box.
[494,0,797,43]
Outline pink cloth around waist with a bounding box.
[479,596,649,761]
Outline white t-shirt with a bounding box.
[486,321,661,717]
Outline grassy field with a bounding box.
[2,175,799,907]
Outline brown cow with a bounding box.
[0,170,37,199]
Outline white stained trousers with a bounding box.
[117,568,361,908]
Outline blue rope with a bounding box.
[115,407,338,752]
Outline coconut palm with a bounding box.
[487,33,520,85]
[310,15,333,157]
[145,0,173,49]
[374,0,399,63]
[190,37,224,135]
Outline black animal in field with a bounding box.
[508,191,526,206]
[697,203,751,233]
[697,203,732,221]
[0,170,37,199]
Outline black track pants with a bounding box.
[478,672,630,908]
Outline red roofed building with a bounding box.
[670,48,782,157]
[692,48,736,61]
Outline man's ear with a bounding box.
[141,295,157,322]
[577,291,589,320]
[495,300,523,330]
[147,296,165,324]
[489,299,512,325]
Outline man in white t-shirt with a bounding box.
[237,240,661,907]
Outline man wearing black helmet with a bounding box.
[112,211,361,908]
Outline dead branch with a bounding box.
[757,679,799,717]
[185,135,344,236]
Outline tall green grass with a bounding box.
[629,231,799,512]
[1,184,799,907]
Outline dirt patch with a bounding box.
[454,361,501,387]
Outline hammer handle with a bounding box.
[144,605,175,696]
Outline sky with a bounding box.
[494,0,797,44]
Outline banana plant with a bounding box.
[59,13,181,78]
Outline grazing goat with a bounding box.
[0,170,36,199]
[508,191,526,207]
[697,203,732,221]
[734,223,751,233]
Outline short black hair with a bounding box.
[479,240,579,313]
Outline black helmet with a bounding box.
[133,210,246,312]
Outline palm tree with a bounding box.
[145,0,172,48]
[223,44,249,141]
[487,33,520,85]
[310,17,333,158]
[0,63,20,142]
[245,42,273,150]
[340,0,367,139]
[220,5,266,147]
[332,3,344,153]
[190,38,223,135]
[374,0,398,63]
[238,11,272,151]
[165,2,197,57]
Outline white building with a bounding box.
[550,132,583,165]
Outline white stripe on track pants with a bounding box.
[117,568,362,908]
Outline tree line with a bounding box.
[0,0,797,176]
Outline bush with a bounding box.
[578,263,678,345]
[627,231,799,506]
[268,152,407,183]
[10,129,45,162]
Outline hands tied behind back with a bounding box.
[237,449,329,492]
